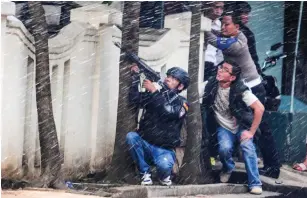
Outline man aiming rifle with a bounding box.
[115,41,190,185]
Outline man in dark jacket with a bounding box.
[202,60,264,195]
[205,11,281,179]
[235,1,262,75]
[126,64,190,186]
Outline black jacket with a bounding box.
[202,77,255,137]
[240,25,262,75]
[129,75,188,149]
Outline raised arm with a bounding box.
[204,31,247,55]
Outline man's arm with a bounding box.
[248,100,265,135]
[129,73,142,104]
[240,91,264,141]
[204,31,246,55]
[129,65,151,105]
[141,79,188,120]
[243,27,262,75]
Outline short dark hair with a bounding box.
[236,1,252,14]
[222,10,242,26]
[220,59,241,79]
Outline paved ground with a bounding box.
[2,162,306,198]
[1,190,101,198]
[152,191,281,198]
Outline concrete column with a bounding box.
[55,62,65,156]
[1,2,28,179]
[50,61,65,141]
[90,25,120,170]
[63,39,95,176]
[164,12,192,36]
[22,57,36,178]
[60,60,70,165]
[1,2,15,160]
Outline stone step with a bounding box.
[151,191,282,198]
[237,162,307,184]
[280,165,307,183]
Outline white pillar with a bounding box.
[164,12,192,36]
[50,61,65,141]
[1,2,28,179]
[63,39,95,175]
[60,60,70,165]
[22,57,37,177]
[55,62,65,156]
[90,25,120,170]
[199,16,212,92]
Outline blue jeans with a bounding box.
[217,127,262,189]
[126,132,176,180]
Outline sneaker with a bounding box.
[259,166,280,179]
[141,173,153,185]
[250,186,263,195]
[220,171,232,183]
[159,176,172,186]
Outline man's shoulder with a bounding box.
[240,25,255,38]
[238,31,248,42]
[207,76,218,86]
[178,96,189,116]
[231,80,249,94]
[178,95,188,104]
[212,19,221,29]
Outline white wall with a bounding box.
[1,2,36,178]
[1,2,195,179]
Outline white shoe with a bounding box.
[250,186,263,195]
[159,176,172,186]
[220,171,232,183]
[141,173,153,185]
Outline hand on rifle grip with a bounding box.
[130,64,140,74]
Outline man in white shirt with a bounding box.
[201,60,264,195]
[203,1,224,81]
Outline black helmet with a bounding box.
[166,67,190,89]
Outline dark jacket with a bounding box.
[129,75,188,149]
[240,25,262,75]
[202,77,255,138]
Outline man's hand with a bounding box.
[240,130,253,142]
[130,63,139,74]
[143,79,157,93]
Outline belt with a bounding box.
[243,77,262,88]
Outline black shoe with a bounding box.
[259,166,280,179]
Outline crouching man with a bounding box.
[202,60,264,194]
[126,64,190,186]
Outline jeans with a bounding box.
[251,83,280,168]
[217,127,262,189]
[126,132,175,180]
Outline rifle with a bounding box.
[114,41,168,129]
[113,42,167,91]
[114,42,172,92]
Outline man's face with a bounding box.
[164,75,182,90]
[240,12,249,25]
[216,62,236,83]
[221,15,239,37]
[210,2,224,19]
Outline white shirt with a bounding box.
[213,86,258,133]
[203,18,224,65]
